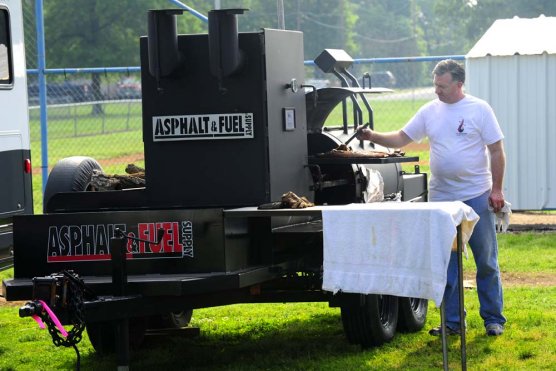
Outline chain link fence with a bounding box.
[27,71,144,166]
[22,1,456,213]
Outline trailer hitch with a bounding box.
[19,270,94,370]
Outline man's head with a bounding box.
[432,59,465,104]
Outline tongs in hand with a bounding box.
[344,123,370,145]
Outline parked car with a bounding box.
[369,70,396,88]
[113,77,141,99]
[27,81,92,105]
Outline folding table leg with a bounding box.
[441,303,449,371]
[456,225,467,371]
[441,225,468,371]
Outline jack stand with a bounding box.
[116,318,130,371]
[111,235,130,370]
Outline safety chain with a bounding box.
[40,271,91,348]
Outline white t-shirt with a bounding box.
[402,95,504,202]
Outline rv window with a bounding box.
[0,8,12,85]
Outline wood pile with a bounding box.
[90,164,146,191]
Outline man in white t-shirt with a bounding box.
[356,59,506,336]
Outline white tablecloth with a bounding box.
[321,202,479,306]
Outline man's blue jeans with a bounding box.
[443,191,506,330]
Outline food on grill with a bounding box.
[316,145,405,158]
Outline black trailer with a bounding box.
[3,9,428,366]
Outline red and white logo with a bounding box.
[46,221,193,262]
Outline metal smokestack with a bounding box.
[147,9,184,83]
[208,9,247,80]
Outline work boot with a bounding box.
[428,325,461,336]
[485,323,504,336]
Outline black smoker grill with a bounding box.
[4,9,428,365]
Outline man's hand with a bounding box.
[489,189,505,213]
[487,140,506,213]
[355,126,373,141]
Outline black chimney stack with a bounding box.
[147,9,184,83]
[208,9,247,80]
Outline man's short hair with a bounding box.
[433,59,465,83]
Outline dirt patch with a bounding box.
[464,271,556,288]
[0,296,25,307]
[510,212,556,226]
[502,272,556,287]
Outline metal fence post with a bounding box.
[34,0,48,192]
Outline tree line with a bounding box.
[24,0,555,68]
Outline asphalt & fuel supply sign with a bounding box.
[152,113,254,141]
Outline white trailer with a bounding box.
[0,0,33,269]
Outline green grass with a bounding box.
[459,232,556,274]
[29,102,144,161]
[29,102,143,139]
[1,233,555,370]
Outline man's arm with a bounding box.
[488,140,506,212]
[356,128,413,148]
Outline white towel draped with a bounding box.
[322,202,479,306]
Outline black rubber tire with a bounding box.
[43,156,102,213]
[341,294,399,348]
[86,317,147,355]
[148,310,193,329]
[397,297,428,333]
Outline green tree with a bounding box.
[423,0,556,54]
[348,0,426,87]
[41,0,208,113]
[43,0,208,68]
[222,0,358,61]
[468,0,556,45]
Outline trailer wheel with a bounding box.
[397,297,428,332]
[86,317,147,354]
[43,156,102,213]
[341,294,398,348]
[148,310,193,329]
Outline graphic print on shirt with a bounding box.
[456,118,467,136]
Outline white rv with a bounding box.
[0,0,33,270]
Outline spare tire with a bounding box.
[43,156,102,213]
